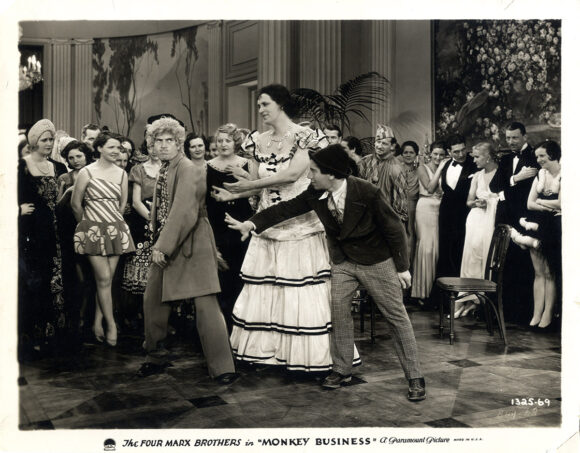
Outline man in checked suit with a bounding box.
[226,144,425,402]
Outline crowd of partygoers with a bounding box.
[17,83,561,402]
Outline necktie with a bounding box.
[327,194,343,224]
[452,160,464,167]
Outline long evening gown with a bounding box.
[460,169,500,280]
[206,160,254,330]
[411,165,442,299]
[18,160,65,357]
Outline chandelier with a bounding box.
[19,54,42,91]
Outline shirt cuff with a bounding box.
[510,176,516,186]
[499,191,505,201]
[248,221,257,231]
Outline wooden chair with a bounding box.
[436,224,512,345]
[353,286,376,343]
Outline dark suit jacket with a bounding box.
[251,176,409,272]
[440,155,478,216]
[493,143,539,225]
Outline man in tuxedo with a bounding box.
[227,144,426,402]
[492,122,539,323]
[435,133,478,278]
[494,122,539,225]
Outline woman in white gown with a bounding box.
[213,84,360,372]
[454,142,503,317]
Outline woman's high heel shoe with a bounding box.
[93,325,104,343]
[105,325,117,347]
[461,303,477,317]
[453,305,465,319]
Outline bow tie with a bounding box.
[452,160,464,167]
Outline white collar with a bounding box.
[319,178,347,200]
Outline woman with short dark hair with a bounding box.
[71,132,135,347]
[513,140,561,328]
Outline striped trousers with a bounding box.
[330,258,422,379]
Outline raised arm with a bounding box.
[224,147,310,193]
[212,157,261,201]
[426,158,449,193]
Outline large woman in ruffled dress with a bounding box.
[213,84,360,372]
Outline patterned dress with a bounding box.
[73,169,135,256]
[229,129,361,372]
[18,160,65,352]
[122,164,158,294]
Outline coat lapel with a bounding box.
[339,178,367,239]
[458,156,474,182]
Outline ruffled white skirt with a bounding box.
[230,231,361,372]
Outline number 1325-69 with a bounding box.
[511,398,551,406]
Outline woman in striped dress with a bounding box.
[72,132,135,347]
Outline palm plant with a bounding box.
[291,71,390,135]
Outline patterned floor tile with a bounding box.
[188,395,228,408]
[17,309,561,429]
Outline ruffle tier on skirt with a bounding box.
[230,232,361,372]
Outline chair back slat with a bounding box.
[484,224,512,282]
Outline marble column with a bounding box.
[370,21,395,129]
[207,21,223,134]
[258,21,292,88]
[72,39,94,138]
[299,21,341,94]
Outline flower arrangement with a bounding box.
[435,20,561,143]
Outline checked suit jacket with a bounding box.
[250,176,409,272]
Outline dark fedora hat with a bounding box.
[309,144,354,178]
